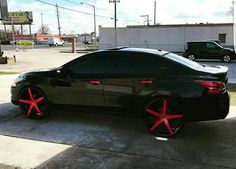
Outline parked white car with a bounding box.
[48,37,64,46]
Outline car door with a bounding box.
[51,53,109,106]
[201,42,221,59]
[103,52,166,110]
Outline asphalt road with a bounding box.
[0,75,236,169]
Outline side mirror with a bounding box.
[56,68,61,74]
[56,67,68,77]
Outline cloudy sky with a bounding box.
[5,0,233,34]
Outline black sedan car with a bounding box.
[11,47,230,137]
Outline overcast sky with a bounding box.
[5,0,233,34]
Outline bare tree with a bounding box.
[38,25,51,34]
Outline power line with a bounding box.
[35,0,113,19]
[62,0,83,6]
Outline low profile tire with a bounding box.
[18,87,49,119]
[187,54,195,61]
[144,98,184,137]
[222,55,231,63]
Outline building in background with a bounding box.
[99,23,233,52]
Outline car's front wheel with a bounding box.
[18,87,49,119]
[144,98,184,137]
[222,55,231,63]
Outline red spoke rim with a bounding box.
[19,87,45,117]
[146,99,183,136]
[146,109,162,118]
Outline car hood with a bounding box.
[224,48,235,52]
[21,67,57,76]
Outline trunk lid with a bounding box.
[200,64,229,84]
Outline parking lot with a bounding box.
[0,47,236,169]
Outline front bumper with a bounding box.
[11,85,20,105]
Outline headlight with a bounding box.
[12,75,25,86]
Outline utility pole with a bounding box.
[80,3,96,41]
[233,0,235,51]
[41,13,44,28]
[109,0,120,47]
[11,17,15,44]
[56,4,61,36]
[140,15,150,26]
[41,13,44,33]
[154,0,156,25]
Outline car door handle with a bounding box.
[88,80,102,85]
[140,80,154,84]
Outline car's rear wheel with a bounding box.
[187,54,195,61]
[144,98,184,137]
[19,87,49,119]
[222,55,231,63]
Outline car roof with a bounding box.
[187,41,217,43]
[98,47,169,56]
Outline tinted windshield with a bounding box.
[164,53,204,70]
[214,42,223,48]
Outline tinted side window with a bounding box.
[68,54,109,74]
[108,53,169,75]
[206,42,217,49]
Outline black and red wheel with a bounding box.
[18,87,49,119]
[145,98,184,137]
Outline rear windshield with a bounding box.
[164,53,203,70]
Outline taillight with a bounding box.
[194,80,226,94]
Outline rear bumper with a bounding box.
[184,91,230,122]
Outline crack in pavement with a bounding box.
[0,113,22,124]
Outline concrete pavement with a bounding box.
[0,74,236,169]
[0,135,71,169]
[0,47,80,73]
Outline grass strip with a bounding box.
[0,71,18,75]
